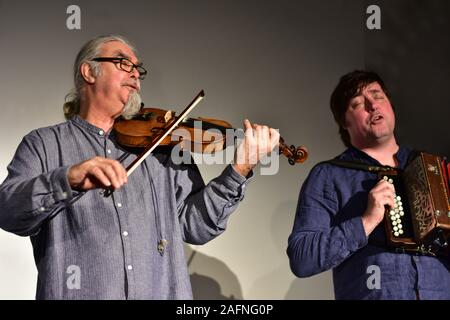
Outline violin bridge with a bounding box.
[163,110,174,123]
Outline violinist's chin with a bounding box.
[121,90,142,120]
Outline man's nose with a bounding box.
[130,66,140,79]
[130,69,141,88]
[364,97,378,111]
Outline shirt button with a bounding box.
[127,265,133,270]
[123,231,128,237]
[98,130,104,136]
[39,207,46,212]
[107,149,112,154]
[117,202,122,208]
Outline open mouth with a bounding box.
[370,114,383,124]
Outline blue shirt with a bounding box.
[0,116,251,299]
[287,146,450,299]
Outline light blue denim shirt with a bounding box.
[0,116,251,299]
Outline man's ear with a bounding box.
[80,62,96,84]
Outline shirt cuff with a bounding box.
[217,164,254,196]
[49,166,76,203]
[230,164,254,180]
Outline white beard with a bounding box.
[121,91,142,119]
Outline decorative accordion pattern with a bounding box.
[404,158,435,239]
[381,152,450,255]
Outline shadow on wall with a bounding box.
[186,245,243,300]
[285,273,334,299]
[184,199,334,299]
[247,200,334,299]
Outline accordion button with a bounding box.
[388,178,394,184]
[399,230,404,235]
[391,216,396,221]
[394,231,400,237]
[383,176,388,181]
[395,214,400,219]
[398,224,403,229]
[393,226,398,231]
[392,221,397,226]
[400,212,404,217]
[396,196,401,201]
[390,210,395,216]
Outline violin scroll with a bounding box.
[279,137,308,165]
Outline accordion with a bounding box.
[379,152,450,255]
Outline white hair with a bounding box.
[63,35,139,119]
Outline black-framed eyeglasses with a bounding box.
[91,57,148,80]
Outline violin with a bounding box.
[100,90,307,198]
[113,107,308,166]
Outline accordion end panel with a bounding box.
[403,153,450,245]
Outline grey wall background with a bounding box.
[365,0,450,157]
[0,0,448,299]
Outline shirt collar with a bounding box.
[342,145,412,169]
[70,115,112,137]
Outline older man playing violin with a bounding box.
[0,35,279,299]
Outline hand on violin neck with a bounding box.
[68,156,128,191]
[232,119,280,177]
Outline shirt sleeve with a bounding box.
[175,163,253,245]
[0,131,75,236]
[287,164,368,278]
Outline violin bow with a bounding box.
[102,90,205,197]
[126,90,205,176]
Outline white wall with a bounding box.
[0,0,367,299]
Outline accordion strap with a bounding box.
[319,148,423,173]
[367,238,440,257]
[319,159,397,173]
